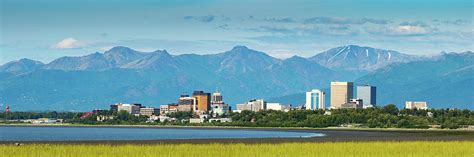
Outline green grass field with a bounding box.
[1,141,473,157]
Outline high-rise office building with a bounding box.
[330,82,353,109]
[305,89,325,110]
[356,85,376,108]
[192,91,211,112]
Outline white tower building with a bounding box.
[306,89,325,110]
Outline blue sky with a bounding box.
[1,0,473,64]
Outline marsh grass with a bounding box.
[1,141,473,157]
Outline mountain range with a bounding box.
[0,45,472,111]
[268,51,474,109]
[310,45,421,71]
[356,52,474,109]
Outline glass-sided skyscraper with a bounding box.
[330,82,353,109]
[356,85,376,107]
[306,89,325,110]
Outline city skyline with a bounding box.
[1,1,472,155]
[68,81,378,112]
[1,0,473,64]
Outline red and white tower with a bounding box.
[5,105,10,113]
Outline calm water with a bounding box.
[0,126,324,141]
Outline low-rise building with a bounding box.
[324,111,332,115]
[31,118,59,124]
[291,105,305,110]
[340,99,363,109]
[236,99,266,112]
[209,118,232,123]
[232,110,242,113]
[179,95,197,111]
[427,112,433,117]
[140,107,157,116]
[146,115,160,123]
[114,103,141,114]
[190,114,210,123]
[177,104,193,112]
[97,115,114,122]
[350,99,363,109]
[362,104,374,109]
[282,106,291,112]
[236,104,251,111]
[110,104,119,112]
[266,103,283,111]
[160,105,169,114]
[158,115,176,122]
[200,114,209,119]
[405,101,428,110]
[160,104,178,114]
[189,118,202,123]
[211,103,230,117]
[169,104,178,113]
[340,103,358,109]
[92,109,106,114]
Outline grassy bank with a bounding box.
[2,141,473,157]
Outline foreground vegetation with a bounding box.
[1,105,473,129]
[1,141,473,157]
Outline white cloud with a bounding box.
[391,25,430,35]
[367,23,436,36]
[54,38,82,49]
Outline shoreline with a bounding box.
[1,124,474,144]
[1,123,473,132]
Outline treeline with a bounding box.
[0,110,149,125]
[0,111,79,120]
[78,111,150,125]
[220,105,474,129]
[1,105,473,129]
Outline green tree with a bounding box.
[383,104,399,115]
